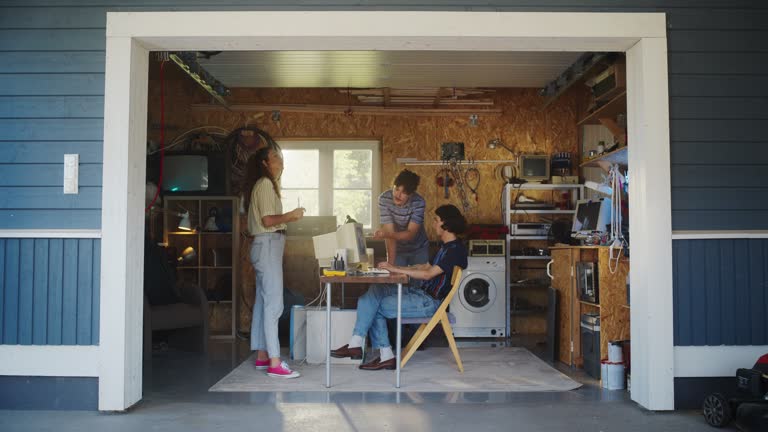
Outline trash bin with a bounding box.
[581,313,601,379]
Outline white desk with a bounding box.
[319,273,410,388]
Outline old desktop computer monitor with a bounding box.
[571,198,612,239]
[519,154,550,183]
[312,223,368,268]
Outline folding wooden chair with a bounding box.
[400,266,464,372]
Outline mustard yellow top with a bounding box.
[247,177,286,235]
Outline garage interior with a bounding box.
[141,48,632,394]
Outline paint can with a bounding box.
[601,359,625,390]
[608,341,623,363]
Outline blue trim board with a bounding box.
[0,376,98,410]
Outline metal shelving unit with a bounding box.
[502,183,584,337]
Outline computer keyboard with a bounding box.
[363,267,390,274]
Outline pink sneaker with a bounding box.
[254,358,270,370]
[267,361,301,379]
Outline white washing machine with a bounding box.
[450,256,506,337]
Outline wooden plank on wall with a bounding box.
[76,239,93,345]
[32,238,49,344]
[670,75,768,97]
[47,238,64,345]
[668,29,768,52]
[0,210,102,229]
[18,239,34,345]
[0,74,105,96]
[0,142,103,164]
[0,52,105,74]
[0,187,102,209]
[61,239,78,345]
[671,142,768,165]
[0,96,105,118]
[672,188,768,211]
[669,52,768,75]
[673,210,768,230]
[2,239,20,344]
[672,166,768,188]
[670,97,768,120]
[0,165,103,187]
[0,119,104,141]
[0,29,106,51]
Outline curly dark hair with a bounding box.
[435,204,467,235]
[393,169,420,194]
[243,146,281,210]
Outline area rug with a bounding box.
[209,347,581,392]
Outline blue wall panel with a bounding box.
[674,239,768,346]
[0,238,100,345]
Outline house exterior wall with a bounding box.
[0,0,766,410]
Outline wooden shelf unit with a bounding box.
[578,91,627,126]
[550,246,629,368]
[580,146,628,168]
[163,196,240,339]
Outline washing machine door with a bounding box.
[458,273,497,313]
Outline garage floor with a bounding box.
[0,338,743,431]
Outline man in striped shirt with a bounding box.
[374,169,429,266]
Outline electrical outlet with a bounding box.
[64,154,79,194]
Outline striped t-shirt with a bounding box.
[378,189,428,254]
[248,177,285,235]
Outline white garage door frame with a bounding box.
[99,11,672,411]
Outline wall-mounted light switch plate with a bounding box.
[64,154,79,194]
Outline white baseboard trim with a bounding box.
[672,231,768,240]
[674,345,768,377]
[0,345,99,377]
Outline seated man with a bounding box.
[331,204,468,370]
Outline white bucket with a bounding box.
[602,363,624,390]
[608,342,623,363]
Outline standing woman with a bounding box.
[244,146,305,378]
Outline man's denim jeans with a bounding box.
[352,283,440,349]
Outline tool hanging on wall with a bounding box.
[436,166,454,199]
[465,166,480,204]
[450,160,473,214]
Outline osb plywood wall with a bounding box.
[147,61,584,333]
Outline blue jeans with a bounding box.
[249,232,285,358]
[352,283,440,349]
[395,246,429,267]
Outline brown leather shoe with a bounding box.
[330,344,363,359]
[359,356,396,371]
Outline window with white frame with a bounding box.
[278,140,381,229]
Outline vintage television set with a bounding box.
[149,153,228,195]
[518,154,550,183]
[571,198,612,239]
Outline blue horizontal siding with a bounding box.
[0,238,100,345]
[0,142,103,164]
[0,96,104,118]
[0,210,102,229]
[0,29,106,51]
[0,187,102,209]
[0,0,765,234]
[0,165,103,187]
[0,52,106,73]
[674,239,768,346]
[0,74,105,96]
